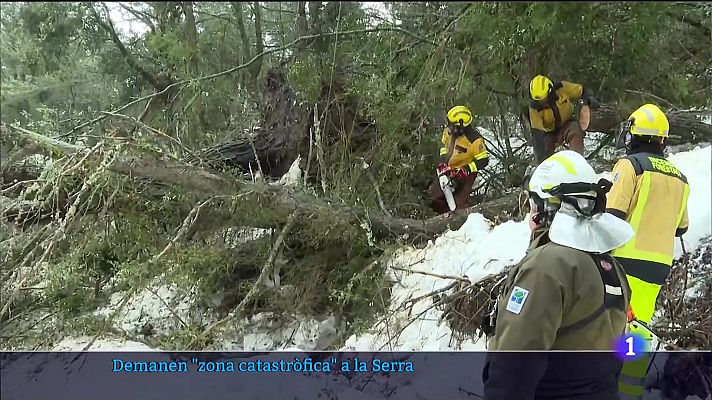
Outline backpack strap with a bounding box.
[557,253,626,337]
[624,153,647,175]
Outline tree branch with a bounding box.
[118,2,157,32]
[62,26,437,138]
[390,266,471,283]
[251,1,264,79]
[89,3,162,89]
[666,9,712,38]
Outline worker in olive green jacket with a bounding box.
[482,150,635,400]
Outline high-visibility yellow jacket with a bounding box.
[529,81,585,133]
[606,152,690,284]
[439,125,489,173]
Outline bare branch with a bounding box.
[61,26,438,138]
[118,2,157,32]
[390,266,471,283]
[89,3,162,89]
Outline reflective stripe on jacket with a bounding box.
[607,152,690,283]
[439,126,489,172]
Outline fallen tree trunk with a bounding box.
[4,157,525,244]
[3,123,527,243]
[588,105,712,145]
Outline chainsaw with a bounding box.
[438,172,457,212]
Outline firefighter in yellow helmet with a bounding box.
[428,105,489,214]
[606,104,691,400]
[528,75,600,164]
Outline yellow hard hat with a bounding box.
[529,75,553,101]
[447,106,473,127]
[627,104,669,138]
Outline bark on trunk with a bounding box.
[3,122,526,243]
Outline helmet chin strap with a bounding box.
[529,195,560,227]
[448,119,468,136]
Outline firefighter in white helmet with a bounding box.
[483,150,634,400]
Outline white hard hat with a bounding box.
[528,150,598,199]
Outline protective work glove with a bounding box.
[627,305,635,323]
[450,167,470,179]
[437,162,452,176]
[584,95,600,110]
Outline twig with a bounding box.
[586,134,615,161]
[156,196,231,259]
[624,89,676,109]
[677,243,689,309]
[254,212,298,287]
[304,109,315,188]
[366,170,392,218]
[144,286,189,329]
[137,96,155,123]
[0,180,39,197]
[379,278,395,353]
[247,135,265,181]
[400,281,460,309]
[188,211,299,348]
[379,282,476,350]
[60,27,436,138]
[314,103,328,195]
[390,265,471,283]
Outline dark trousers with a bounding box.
[532,120,586,164]
[427,172,478,214]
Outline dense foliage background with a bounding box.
[1,2,710,351]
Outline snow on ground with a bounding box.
[62,146,710,357]
[343,214,532,351]
[345,145,712,352]
[52,336,154,351]
[213,312,339,352]
[94,277,203,337]
[669,146,712,256]
[42,146,711,399]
